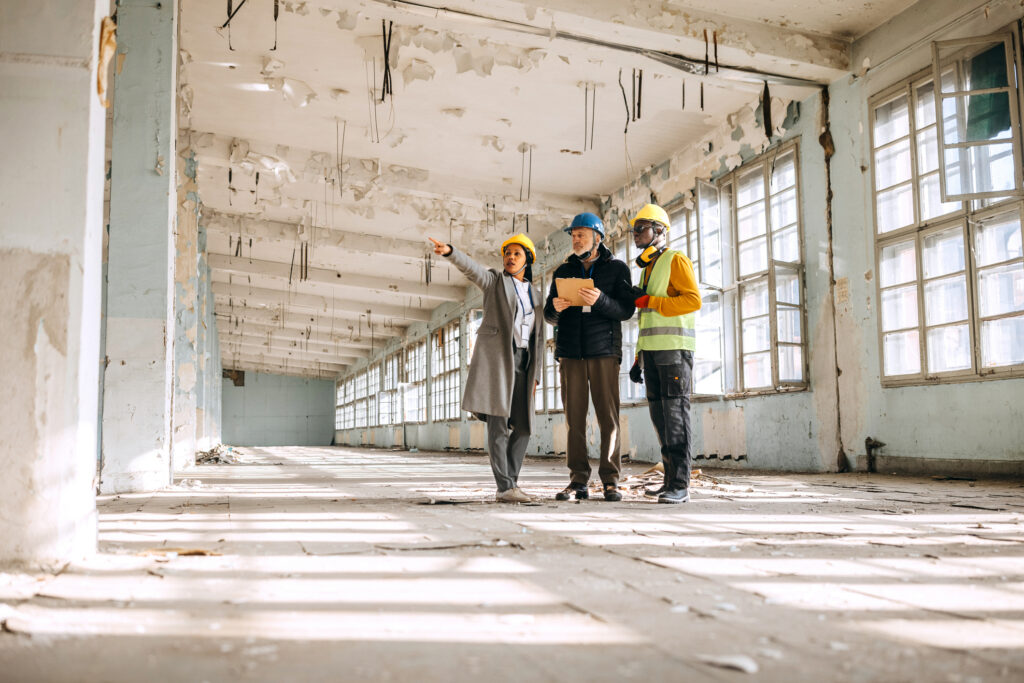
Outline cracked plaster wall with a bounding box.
[0,0,106,566]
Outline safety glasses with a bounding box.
[631,219,661,235]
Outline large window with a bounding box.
[365,363,380,427]
[932,33,1022,202]
[540,271,563,412]
[335,378,354,430]
[379,352,400,426]
[430,320,461,422]
[717,143,807,391]
[871,62,1024,384]
[613,238,644,404]
[403,340,427,423]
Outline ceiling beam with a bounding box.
[214,304,405,338]
[189,132,589,217]
[203,208,450,264]
[219,331,368,361]
[208,253,465,303]
[217,320,392,350]
[219,335,364,363]
[212,282,433,322]
[223,357,345,380]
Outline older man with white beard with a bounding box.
[543,213,635,502]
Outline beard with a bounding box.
[573,240,595,257]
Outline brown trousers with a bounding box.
[559,356,621,486]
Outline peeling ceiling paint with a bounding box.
[178,0,914,377]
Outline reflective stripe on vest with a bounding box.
[637,249,696,351]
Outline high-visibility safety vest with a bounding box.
[637,249,696,351]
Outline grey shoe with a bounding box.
[496,488,532,503]
[511,487,533,503]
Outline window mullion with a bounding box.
[914,232,929,376]
[907,86,923,228]
[764,165,779,388]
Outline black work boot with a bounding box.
[643,483,667,497]
[658,488,690,504]
[555,483,588,501]
[602,483,622,502]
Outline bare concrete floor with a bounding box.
[2,446,1024,682]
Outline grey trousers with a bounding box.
[485,348,532,492]
[559,356,621,486]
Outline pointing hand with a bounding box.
[428,237,452,256]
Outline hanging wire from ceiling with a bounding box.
[370,0,824,88]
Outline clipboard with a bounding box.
[555,277,595,306]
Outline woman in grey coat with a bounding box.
[429,234,543,503]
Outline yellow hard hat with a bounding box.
[500,233,536,262]
[631,204,671,232]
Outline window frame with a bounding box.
[871,61,1024,386]
[430,319,461,423]
[932,31,1024,202]
[403,339,428,424]
[539,269,564,413]
[716,140,809,394]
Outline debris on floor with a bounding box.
[697,654,760,674]
[138,548,222,557]
[196,445,240,465]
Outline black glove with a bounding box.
[630,285,646,300]
[629,358,643,384]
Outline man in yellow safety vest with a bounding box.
[628,204,702,503]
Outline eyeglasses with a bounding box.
[631,220,661,235]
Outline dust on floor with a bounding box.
[1,446,1023,682]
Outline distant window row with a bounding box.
[336,141,809,430]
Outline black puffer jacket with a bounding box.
[543,243,636,361]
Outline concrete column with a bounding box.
[100,0,178,493]
[0,1,107,567]
[195,210,223,451]
[172,150,200,469]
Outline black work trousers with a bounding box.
[641,349,693,491]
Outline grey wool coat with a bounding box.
[447,246,543,423]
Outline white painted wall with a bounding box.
[222,373,335,446]
[0,0,107,567]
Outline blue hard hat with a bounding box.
[564,212,605,238]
